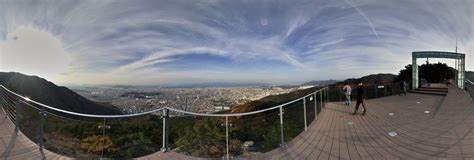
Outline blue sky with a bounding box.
[0,0,473,85]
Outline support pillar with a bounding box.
[279,107,285,146]
[161,109,169,152]
[412,56,418,89]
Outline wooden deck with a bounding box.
[252,85,474,160]
[2,85,473,159]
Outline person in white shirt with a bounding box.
[343,82,352,106]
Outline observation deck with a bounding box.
[1,84,473,159]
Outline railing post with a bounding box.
[15,97,20,132]
[314,93,318,119]
[39,106,45,151]
[225,116,229,160]
[279,106,285,146]
[303,98,307,131]
[161,108,169,152]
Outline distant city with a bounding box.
[71,85,317,114]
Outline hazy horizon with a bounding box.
[0,0,473,85]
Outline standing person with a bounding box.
[352,81,367,115]
[399,80,407,96]
[343,82,352,105]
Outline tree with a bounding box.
[80,135,114,154]
[398,63,455,83]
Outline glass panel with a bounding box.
[103,114,163,158]
[43,113,164,159]
[43,112,103,159]
[317,91,323,115]
[364,84,376,99]
[170,112,226,159]
[282,99,305,143]
[466,81,474,99]
[305,95,316,125]
[18,100,42,144]
[229,109,280,158]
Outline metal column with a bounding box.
[161,109,169,152]
[279,107,285,146]
[412,56,418,89]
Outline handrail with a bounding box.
[0,85,327,118]
[467,79,474,85]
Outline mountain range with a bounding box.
[0,72,122,115]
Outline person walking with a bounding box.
[343,82,352,105]
[352,81,367,115]
[399,80,407,96]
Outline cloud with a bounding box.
[0,0,472,85]
[0,26,71,78]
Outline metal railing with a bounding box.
[0,85,329,159]
[0,83,407,159]
[327,83,407,103]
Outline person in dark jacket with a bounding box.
[352,81,367,115]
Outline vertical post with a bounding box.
[225,116,229,160]
[15,97,20,132]
[461,57,466,90]
[39,106,45,151]
[279,107,285,146]
[384,85,387,97]
[412,55,418,89]
[161,108,169,152]
[455,58,458,87]
[314,93,318,119]
[303,98,307,131]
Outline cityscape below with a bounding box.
[72,84,317,114]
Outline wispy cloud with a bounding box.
[0,0,472,85]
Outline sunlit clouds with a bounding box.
[0,0,472,85]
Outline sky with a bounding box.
[0,0,473,85]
